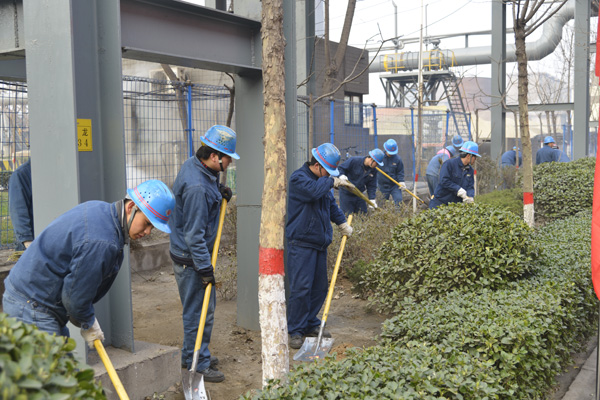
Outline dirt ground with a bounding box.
[131,262,389,400]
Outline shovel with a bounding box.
[375,167,425,204]
[94,339,130,400]
[182,199,227,400]
[293,214,353,362]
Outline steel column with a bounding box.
[573,0,590,159]
[490,0,506,159]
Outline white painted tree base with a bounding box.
[524,203,535,227]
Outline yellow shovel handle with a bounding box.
[94,339,130,400]
[376,167,424,204]
[193,199,228,355]
[342,185,377,209]
[321,214,353,323]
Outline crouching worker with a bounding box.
[429,141,480,209]
[2,179,175,347]
[286,143,353,350]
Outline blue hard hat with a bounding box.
[369,148,385,166]
[200,125,240,159]
[383,139,398,155]
[459,141,481,157]
[312,143,341,177]
[446,145,458,157]
[512,146,518,151]
[543,136,555,144]
[452,135,464,149]
[127,179,176,234]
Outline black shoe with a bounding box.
[199,366,225,383]
[181,355,219,369]
[305,327,331,338]
[289,334,304,349]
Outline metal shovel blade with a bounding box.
[182,369,210,400]
[293,337,335,362]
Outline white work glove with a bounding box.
[457,188,467,199]
[332,174,351,189]
[338,222,353,237]
[23,241,32,249]
[81,318,104,349]
[399,182,407,189]
[463,196,474,204]
[368,199,378,210]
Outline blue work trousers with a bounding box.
[286,244,328,336]
[2,279,70,337]
[339,190,368,215]
[426,174,439,198]
[380,186,403,206]
[173,262,216,372]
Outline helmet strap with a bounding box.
[127,206,137,234]
[218,155,224,172]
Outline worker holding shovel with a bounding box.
[376,139,405,207]
[169,125,238,384]
[338,148,384,214]
[286,143,353,350]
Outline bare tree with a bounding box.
[510,0,568,226]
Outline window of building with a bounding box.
[344,94,363,126]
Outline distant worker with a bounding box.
[501,146,523,167]
[286,143,352,350]
[8,159,33,251]
[169,125,237,383]
[425,145,458,198]
[536,136,560,165]
[338,148,384,214]
[429,141,480,209]
[551,143,571,162]
[377,139,405,207]
[3,180,175,346]
[437,135,464,157]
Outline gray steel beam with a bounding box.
[573,0,590,159]
[120,0,261,76]
[505,103,575,112]
[0,59,26,81]
[490,0,506,160]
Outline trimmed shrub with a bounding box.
[476,188,523,217]
[533,157,594,222]
[363,203,539,313]
[0,313,105,398]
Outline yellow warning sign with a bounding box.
[77,119,93,152]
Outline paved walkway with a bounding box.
[562,347,596,399]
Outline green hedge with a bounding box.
[0,313,105,399]
[533,157,595,222]
[363,203,538,313]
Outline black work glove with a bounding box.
[199,268,216,286]
[219,184,232,202]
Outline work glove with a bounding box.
[368,199,378,210]
[23,241,32,249]
[338,222,353,237]
[332,175,350,189]
[463,196,474,204]
[81,318,104,349]
[199,268,216,287]
[218,184,232,202]
[399,182,407,189]
[457,188,467,199]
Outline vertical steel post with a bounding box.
[468,112,472,141]
[186,85,194,157]
[445,110,450,145]
[410,107,416,181]
[329,98,335,144]
[372,104,378,148]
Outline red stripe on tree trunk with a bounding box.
[259,247,285,275]
[523,192,534,205]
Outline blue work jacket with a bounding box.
[5,201,125,329]
[557,151,570,162]
[9,159,34,245]
[536,145,559,165]
[430,156,475,208]
[501,150,522,167]
[426,153,450,178]
[377,154,404,191]
[169,156,221,273]
[286,163,346,250]
[338,156,378,200]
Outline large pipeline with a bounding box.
[369,0,574,73]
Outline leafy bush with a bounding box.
[476,188,523,216]
[533,157,595,222]
[474,155,502,195]
[0,313,105,399]
[0,171,12,190]
[363,203,539,313]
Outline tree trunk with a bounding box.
[259,0,289,386]
[515,25,535,227]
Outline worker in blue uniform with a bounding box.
[425,145,458,198]
[286,142,352,350]
[429,141,480,209]
[169,125,237,383]
[338,148,384,214]
[551,143,571,162]
[501,146,522,167]
[3,179,175,346]
[377,139,405,207]
[536,136,560,164]
[436,134,464,157]
[8,159,33,251]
